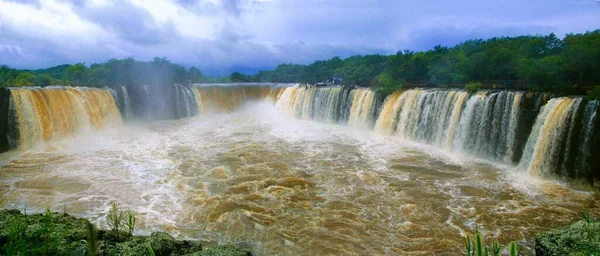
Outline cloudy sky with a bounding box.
[0,0,599,75]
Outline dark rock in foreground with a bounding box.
[0,209,251,256]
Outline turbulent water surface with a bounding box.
[0,100,598,255]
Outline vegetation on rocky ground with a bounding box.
[535,212,600,255]
[588,86,600,101]
[0,209,251,256]
[464,82,482,94]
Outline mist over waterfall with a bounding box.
[0,83,599,255]
[1,84,598,182]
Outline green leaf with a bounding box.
[509,241,518,256]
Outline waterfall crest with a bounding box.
[8,87,122,148]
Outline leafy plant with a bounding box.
[465,82,482,94]
[5,220,28,255]
[588,86,600,101]
[105,202,137,240]
[41,209,61,255]
[106,202,124,239]
[147,244,156,256]
[465,230,518,256]
[86,220,98,256]
[124,211,136,236]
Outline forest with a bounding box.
[1,30,599,94]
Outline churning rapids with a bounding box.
[0,84,599,255]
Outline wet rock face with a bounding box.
[0,210,250,256]
[535,220,600,255]
[0,88,11,152]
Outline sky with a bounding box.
[0,0,599,75]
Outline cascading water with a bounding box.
[1,83,599,255]
[276,86,367,123]
[348,89,379,128]
[173,84,199,119]
[7,87,122,149]
[195,85,282,113]
[120,86,133,120]
[518,98,599,178]
[575,101,599,177]
[370,89,525,163]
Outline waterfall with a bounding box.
[518,98,582,176]
[142,85,153,121]
[574,100,599,179]
[276,86,352,123]
[195,85,284,113]
[348,89,378,128]
[277,87,526,163]
[173,84,199,119]
[8,87,122,149]
[121,86,133,120]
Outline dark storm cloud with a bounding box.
[0,0,598,74]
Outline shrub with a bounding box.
[465,82,482,94]
[588,86,600,100]
[373,73,404,95]
[105,202,137,240]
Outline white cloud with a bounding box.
[0,0,598,74]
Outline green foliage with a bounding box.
[465,230,518,256]
[5,220,28,255]
[373,72,403,94]
[0,210,245,255]
[247,31,600,92]
[86,220,98,256]
[509,242,518,256]
[230,72,252,82]
[105,202,137,240]
[147,244,156,256]
[1,31,599,92]
[0,57,209,87]
[125,211,136,236]
[587,86,600,100]
[465,82,482,93]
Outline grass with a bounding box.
[0,209,250,255]
[465,230,518,256]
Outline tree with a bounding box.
[66,63,88,86]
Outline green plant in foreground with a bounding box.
[41,208,60,255]
[125,210,136,236]
[86,220,99,256]
[5,220,28,255]
[465,231,518,256]
[465,82,482,94]
[147,244,156,256]
[105,202,137,240]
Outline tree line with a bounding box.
[1,30,599,94]
[0,57,216,88]
[231,30,600,93]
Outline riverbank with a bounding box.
[0,209,251,255]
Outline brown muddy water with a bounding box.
[0,101,598,255]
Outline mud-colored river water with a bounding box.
[1,101,598,255]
